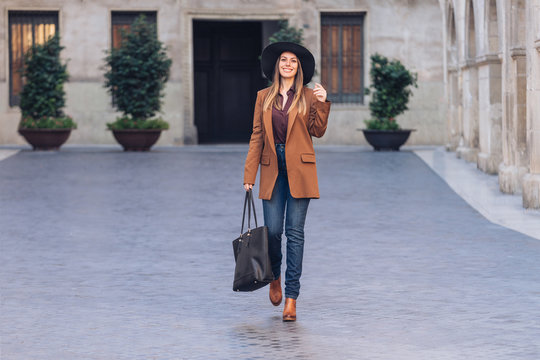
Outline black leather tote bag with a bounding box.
[232,190,273,292]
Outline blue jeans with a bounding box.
[262,144,310,300]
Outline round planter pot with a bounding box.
[361,129,415,151]
[111,129,163,151]
[18,128,73,151]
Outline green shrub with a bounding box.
[269,20,304,44]
[19,34,75,129]
[106,116,169,130]
[103,15,172,130]
[364,117,400,131]
[20,115,76,129]
[364,53,417,130]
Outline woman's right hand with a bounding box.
[244,184,253,192]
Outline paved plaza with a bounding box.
[1,145,539,360]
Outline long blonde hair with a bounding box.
[262,55,307,116]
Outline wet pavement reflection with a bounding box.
[1,146,539,359]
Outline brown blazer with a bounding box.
[244,86,331,200]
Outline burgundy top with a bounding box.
[272,87,295,144]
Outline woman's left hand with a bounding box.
[313,83,327,102]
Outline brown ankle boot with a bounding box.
[282,298,296,321]
[269,276,282,306]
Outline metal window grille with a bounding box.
[8,11,59,107]
[321,13,365,104]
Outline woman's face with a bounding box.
[278,51,298,80]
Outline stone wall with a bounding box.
[0,0,185,146]
[0,0,444,146]
[439,0,540,208]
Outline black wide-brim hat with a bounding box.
[261,42,315,85]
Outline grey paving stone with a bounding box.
[1,145,539,360]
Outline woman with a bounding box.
[243,42,331,322]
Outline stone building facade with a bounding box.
[0,0,444,147]
[439,0,540,208]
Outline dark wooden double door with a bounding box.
[194,21,266,143]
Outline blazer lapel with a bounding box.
[285,105,298,145]
[262,107,276,155]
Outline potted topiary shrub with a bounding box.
[18,34,76,150]
[103,15,172,151]
[269,19,305,44]
[362,53,418,151]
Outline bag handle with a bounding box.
[250,190,258,228]
[240,189,258,235]
[240,190,249,235]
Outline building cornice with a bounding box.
[510,47,526,59]
[447,64,458,73]
[184,8,296,19]
[475,54,501,67]
[460,58,477,70]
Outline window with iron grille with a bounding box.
[8,11,59,107]
[111,11,157,49]
[321,13,365,104]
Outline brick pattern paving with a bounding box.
[1,146,539,360]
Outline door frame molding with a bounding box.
[185,10,294,144]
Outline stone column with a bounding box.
[444,2,461,151]
[456,0,479,162]
[499,47,528,193]
[498,0,528,194]
[457,60,479,162]
[522,0,540,208]
[446,67,462,151]
[476,55,502,174]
